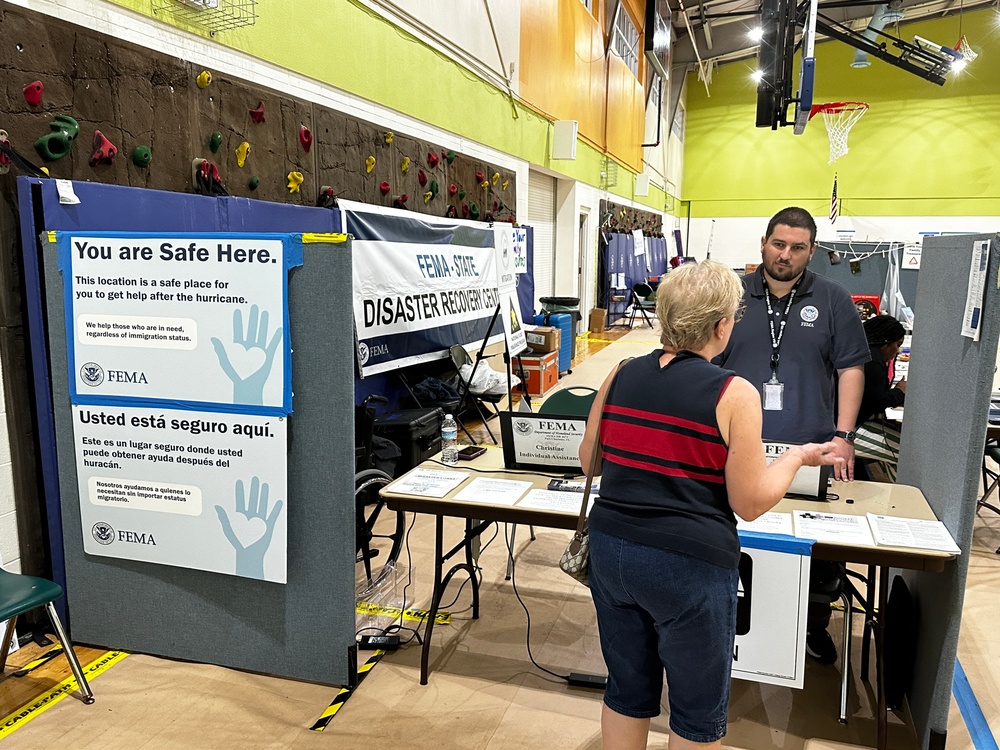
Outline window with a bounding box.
[579,0,593,10]
[649,73,662,108]
[611,6,640,78]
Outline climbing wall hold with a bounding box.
[446,150,456,165]
[475,170,485,183]
[423,191,433,204]
[235,141,251,167]
[502,179,509,190]
[209,131,223,153]
[379,180,391,196]
[400,156,410,174]
[248,176,260,191]
[287,171,304,193]
[427,152,439,168]
[299,124,313,153]
[131,145,152,168]
[448,184,457,197]
[429,180,439,197]
[88,130,118,167]
[34,114,79,161]
[461,202,469,218]
[393,194,409,209]
[249,101,266,123]
[384,131,394,144]
[23,81,43,107]
[417,169,427,187]
[491,172,500,185]
[480,179,489,190]
[469,202,481,220]
[365,155,376,173]
[458,189,466,200]
[196,70,213,88]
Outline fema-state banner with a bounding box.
[50,230,313,584]
[343,201,524,376]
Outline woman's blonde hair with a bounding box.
[655,260,744,351]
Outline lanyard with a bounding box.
[763,273,804,378]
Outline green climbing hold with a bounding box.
[469,202,481,220]
[209,132,223,154]
[34,114,80,161]
[429,179,439,197]
[458,189,466,200]
[446,150,456,164]
[248,176,260,190]
[131,145,152,168]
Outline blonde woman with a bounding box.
[580,260,843,750]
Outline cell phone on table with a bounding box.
[458,445,486,460]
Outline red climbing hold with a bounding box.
[89,130,118,167]
[23,81,43,107]
[249,101,266,123]
[299,124,313,153]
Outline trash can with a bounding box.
[539,296,581,361]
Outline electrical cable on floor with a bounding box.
[504,524,571,682]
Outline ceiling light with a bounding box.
[951,58,968,72]
[751,69,764,82]
[748,26,763,42]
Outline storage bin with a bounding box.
[373,407,444,476]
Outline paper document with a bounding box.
[388,469,470,498]
[961,240,990,341]
[517,489,595,513]
[454,477,533,506]
[792,511,875,546]
[736,511,794,536]
[867,513,961,553]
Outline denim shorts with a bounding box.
[589,528,739,744]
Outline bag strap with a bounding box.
[571,358,630,542]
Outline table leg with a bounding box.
[876,565,889,750]
[861,564,876,682]
[420,515,445,685]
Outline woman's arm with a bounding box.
[578,367,619,474]
[718,377,843,521]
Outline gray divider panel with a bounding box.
[896,233,1000,749]
[43,239,357,686]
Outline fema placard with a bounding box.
[499,412,587,472]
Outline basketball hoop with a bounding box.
[955,35,977,62]
[810,101,869,164]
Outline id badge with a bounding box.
[763,379,784,411]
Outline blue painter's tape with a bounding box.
[953,658,1000,750]
[738,530,814,556]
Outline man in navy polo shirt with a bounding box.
[718,206,870,663]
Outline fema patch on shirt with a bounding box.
[800,305,819,322]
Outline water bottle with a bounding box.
[441,413,458,466]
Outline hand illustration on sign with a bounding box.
[211,305,283,405]
[215,476,284,579]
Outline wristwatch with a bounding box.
[834,430,856,443]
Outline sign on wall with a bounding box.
[343,201,524,375]
[54,231,304,583]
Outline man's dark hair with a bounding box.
[765,207,817,245]
[863,314,906,347]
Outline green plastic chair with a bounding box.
[538,386,598,418]
[0,569,95,703]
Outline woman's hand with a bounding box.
[791,441,846,471]
[895,377,907,394]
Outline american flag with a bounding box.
[830,174,839,223]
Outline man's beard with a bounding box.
[763,259,801,282]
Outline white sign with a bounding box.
[902,243,922,269]
[343,201,506,375]
[793,510,876,546]
[731,539,812,689]
[62,233,292,413]
[961,240,990,341]
[512,227,528,275]
[73,405,288,582]
[496,225,528,356]
[500,413,587,471]
[386,468,470,498]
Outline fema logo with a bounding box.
[500,231,511,267]
[513,419,534,436]
[800,305,819,323]
[80,362,104,387]
[357,342,370,365]
[92,522,115,545]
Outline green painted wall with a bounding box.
[683,8,1000,217]
[106,0,673,212]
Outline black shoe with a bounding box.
[806,629,838,664]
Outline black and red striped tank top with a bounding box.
[588,349,740,568]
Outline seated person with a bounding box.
[855,314,907,481]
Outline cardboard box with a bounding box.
[745,263,760,275]
[589,308,607,334]
[514,351,559,398]
[525,326,561,354]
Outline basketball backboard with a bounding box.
[755,0,817,132]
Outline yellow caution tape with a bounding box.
[0,648,64,682]
[355,601,450,625]
[0,650,129,739]
[310,649,385,731]
[46,230,57,243]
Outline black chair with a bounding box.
[627,282,656,328]
[450,344,505,445]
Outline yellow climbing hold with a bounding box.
[365,155,376,173]
[287,171,304,193]
[400,156,410,174]
[491,172,500,185]
[384,131,394,144]
[235,141,251,168]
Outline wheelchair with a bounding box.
[354,395,405,584]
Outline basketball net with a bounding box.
[955,35,977,62]
[813,102,869,164]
